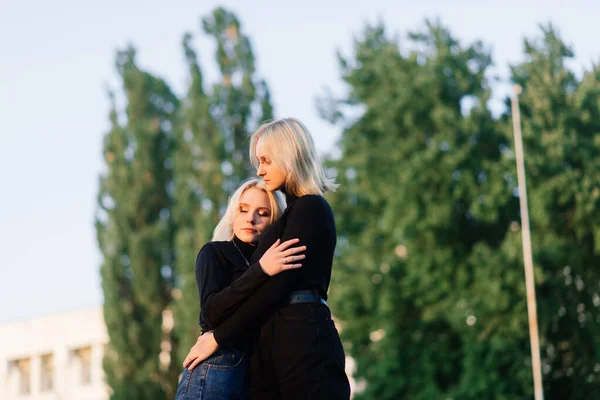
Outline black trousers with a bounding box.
[249,303,351,400]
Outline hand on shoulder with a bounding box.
[259,238,306,276]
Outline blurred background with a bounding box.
[1,0,599,399]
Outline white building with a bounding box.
[0,306,362,399]
[0,307,108,400]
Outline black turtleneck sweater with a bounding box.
[196,236,268,347]
[212,192,337,345]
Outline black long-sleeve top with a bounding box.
[195,235,269,349]
[212,193,337,345]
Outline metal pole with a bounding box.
[510,84,544,400]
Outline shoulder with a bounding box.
[294,194,329,208]
[293,195,332,213]
[288,195,333,221]
[196,241,231,263]
[208,240,234,254]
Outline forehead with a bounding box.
[255,137,271,159]
[239,188,271,208]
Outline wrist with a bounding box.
[258,259,271,276]
[213,329,223,346]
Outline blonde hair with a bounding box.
[212,179,286,242]
[249,118,338,196]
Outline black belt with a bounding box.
[286,290,328,306]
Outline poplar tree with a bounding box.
[97,48,180,399]
[171,7,274,365]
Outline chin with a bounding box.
[269,183,284,192]
[237,232,257,244]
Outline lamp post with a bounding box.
[510,84,544,400]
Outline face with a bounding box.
[255,138,287,192]
[233,188,273,245]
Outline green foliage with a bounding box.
[97,47,180,399]
[171,7,273,366]
[97,7,273,399]
[97,10,600,399]
[324,21,600,399]
[506,24,600,399]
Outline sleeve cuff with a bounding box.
[213,328,224,346]
[247,261,270,281]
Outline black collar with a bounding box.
[232,235,255,261]
[282,186,299,207]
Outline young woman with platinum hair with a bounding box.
[175,179,306,399]
[184,118,351,400]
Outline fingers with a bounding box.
[277,238,300,250]
[283,247,307,257]
[268,239,281,250]
[282,262,303,269]
[281,254,303,269]
[188,356,203,371]
[284,254,305,263]
[182,353,194,369]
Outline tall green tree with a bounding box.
[96,48,180,399]
[98,8,273,397]
[170,32,225,368]
[203,7,273,188]
[324,21,600,399]
[322,21,528,399]
[504,25,600,399]
[171,7,274,366]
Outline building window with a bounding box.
[73,346,92,385]
[14,358,31,395]
[40,353,54,391]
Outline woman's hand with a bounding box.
[259,238,306,276]
[183,331,219,370]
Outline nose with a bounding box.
[257,164,265,177]
[245,212,255,224]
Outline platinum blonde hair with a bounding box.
[250,118,338,196]
[212,179,286,242]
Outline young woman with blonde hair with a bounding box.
[184,118,351,399]
[175,179,306,399]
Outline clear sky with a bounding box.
[1,0,597,323]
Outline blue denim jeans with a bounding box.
[175,348,249,399]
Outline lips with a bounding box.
[242,228,256,233]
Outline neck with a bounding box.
[233,235,255,260]
[282,184,299,206]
